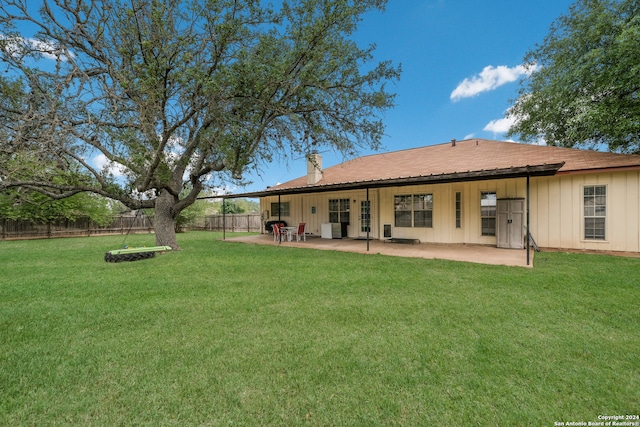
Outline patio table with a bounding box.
[280,226,297,241]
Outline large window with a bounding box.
[329,198,350,223]
[584,185,606,240]
[270,201,290,217]
[394,194,433,228]
[480,191,496,236]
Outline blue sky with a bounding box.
[4,0,576,196]
[241,0,575,194]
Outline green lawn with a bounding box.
[1,232,638,426]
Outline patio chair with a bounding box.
[272,223,287,242]
[294,222,307,242]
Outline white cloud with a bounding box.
[93,153,128,177]
[0,34,74,61]
[483,116,516,134]
[483,113,547,145]
[29,38,74,61]
[450,64,536,101]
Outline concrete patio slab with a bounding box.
[223,234,534,268]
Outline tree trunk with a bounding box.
[154,190,180,250]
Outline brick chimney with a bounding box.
[306,152,323,185]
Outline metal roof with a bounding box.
[210,139,640,199]
[217,162,564,199]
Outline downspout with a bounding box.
[366,187,370,252]
[526,174,530,266]
[278,194,282,244]
[223,198,226,240]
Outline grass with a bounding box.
[1,231,638,426]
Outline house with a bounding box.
[233,139,640,255]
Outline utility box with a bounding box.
[321,223,332,239]
[321,223,343,239]
[497,198,524,249]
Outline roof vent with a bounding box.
[451,138,456,147]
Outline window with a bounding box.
[413,194,433,227]
[394,195,412,227]
[480,191,496,236]
[584,185,606,240]
[329,198,350,223]
[455,192,462,228]
[270,201,290,217]
[394,194,433,228]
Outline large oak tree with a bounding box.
[0,0,399,249]
[506,0,640,153]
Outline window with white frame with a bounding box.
[584,185,606,240]
[394,194,433,228]
[480,191,497,236]
[329,198,350,223]
[394,195,412,227]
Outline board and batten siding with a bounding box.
[260,170,640,253]
[376,179,529,245]
[529,170,640,252]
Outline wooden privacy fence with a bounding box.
[1,215,154,240]
[1,214,262,240]
[192,214,261,232]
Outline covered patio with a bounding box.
[223,234,535,268]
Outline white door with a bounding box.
[359,199,372,238]
[351,191,378,239]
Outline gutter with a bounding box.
[202,162,565,200]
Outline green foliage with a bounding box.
[0,190,117,225]
[210,198,259,214]
[221,200,246,214]
[507,0,640,153]
[0,232,638,425]
[174,198,210,232]
[0,0,399,248]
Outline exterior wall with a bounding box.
[377,179,527,245]
[260,170,640,253]
[530,170,640,252]
[260,189,375,237]
[260,178,528,245]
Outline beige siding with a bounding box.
[530,170,640,252]
[625,173,640,251]
[260,170,640,253]
[261,190,376,238]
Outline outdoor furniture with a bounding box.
[272,223,288,242]
[280,226,297,241]
[265,220,287,234]
[294,223,307,242]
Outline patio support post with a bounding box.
[366,187,370,252]
[526,174,530,266]
[223,198,226,240]
[278,194,282,244]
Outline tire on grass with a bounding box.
[104,251,156,263]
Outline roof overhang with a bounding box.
[210,162,565,199]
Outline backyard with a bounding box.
[1,231,638,426]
